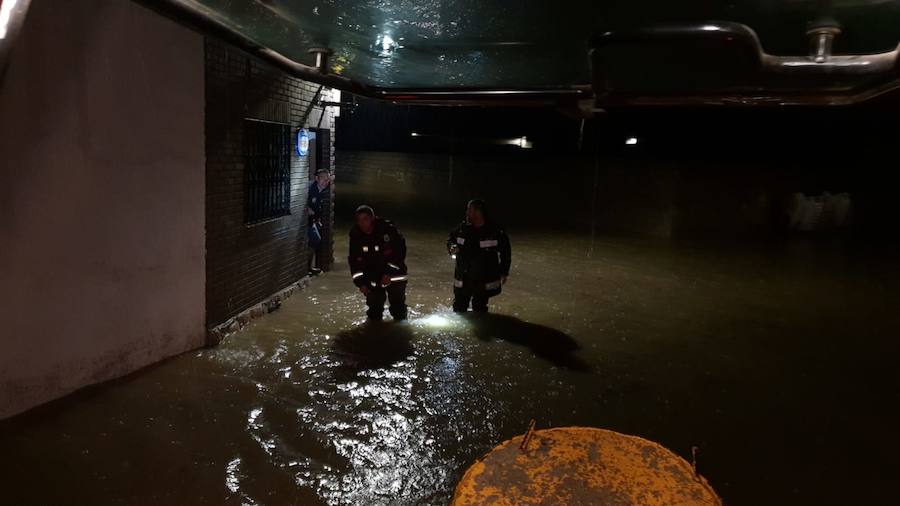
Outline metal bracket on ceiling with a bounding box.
[308,47,333,74]
[807,19,842,64]
[591,21,900,107]
[595,22,900,77]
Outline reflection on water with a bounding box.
[224,309,507,505]
[1,227,899,505]
[464,313,591,372]
[331,321,415,374]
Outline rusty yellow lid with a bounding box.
[452,426,721,506]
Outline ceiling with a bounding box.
[134,1,900,106]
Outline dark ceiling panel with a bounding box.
[123,1,900,106]
[182,1,900,89]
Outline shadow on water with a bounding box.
[463,313,592,372]
[330,321,415,377]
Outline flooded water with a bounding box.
[2,224,899,505]
[4,149,900,505]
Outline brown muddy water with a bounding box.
[2,223,899,505]
[4,152,900,505]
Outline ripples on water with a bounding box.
[162,228,900,506]
[209,310,512,505]
[2,228,898,506]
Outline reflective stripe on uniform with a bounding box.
[362,246,369,252]
[387,262,400,270]
[390,275,408,282]
[370,281,378,287]
[479,239,499,248]
[485,280,501,290]
[352,272,364,279]
[454,279,464,288]
[374,245,380,252]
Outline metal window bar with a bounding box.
[244,119,291,224]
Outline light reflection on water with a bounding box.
[1,227,898,505]
[219,308,502,505]
[154,228,900,505]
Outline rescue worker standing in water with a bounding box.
[348,205,408,321]
[307,169,331,276]
[448,199,511,313]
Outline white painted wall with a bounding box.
[0,0,206,418]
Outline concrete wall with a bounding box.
[0,0,206,418]
[205,41,337,327]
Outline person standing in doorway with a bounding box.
[348,205,408,321]
[448,199,511,313]
[307,169,332,276]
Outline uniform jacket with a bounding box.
[348,218,408,289]
[308,181,329,220]
[447,221,511,297]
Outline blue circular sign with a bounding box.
[297,128,309,156]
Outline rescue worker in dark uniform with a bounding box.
[348,205,408,321]
[307,169,331,275]
[448,199,511,313]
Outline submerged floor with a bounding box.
[2,227,899,505]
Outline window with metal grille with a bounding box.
[244,119,292,224]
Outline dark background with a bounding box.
[335,96,900,239]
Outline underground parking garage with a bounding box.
[2,1,900,505]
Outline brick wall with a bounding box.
[205,40,336,327]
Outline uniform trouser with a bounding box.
[453,287,489,313]
[308,223,322,271]
[366,282,408,321]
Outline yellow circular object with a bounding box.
[451,427,722,506]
